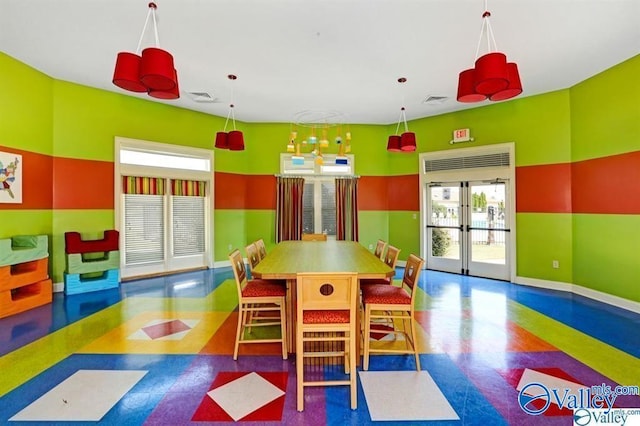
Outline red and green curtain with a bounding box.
[336,177,359,241]
[122,176,166,195]
[171,179,206,196]
[276,177,304,242]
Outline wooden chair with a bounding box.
[245,242,261,276]
[362,253,425,371]
[301,233,327,241]
[229,249,287,360]
[360,244,401,286]
[255,238,267,260]
[296,272,358,411]
[374,239,387,260]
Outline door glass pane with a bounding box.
[470,183,506,264]
[124,194,164,265]
[430,185,460,260]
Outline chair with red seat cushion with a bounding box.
[361,253,424,371]
[255,239,268,261]
[229,249,287,360]
[360,244,400,286]
[373,239,387,260]
[245,242,261,277]
[296,272,358,411]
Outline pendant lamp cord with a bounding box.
[395,77,409,135]
[224,75,238,131]
[135,2,160,54]
[474,0,498,60]
[223,104,236,132]
[395,107,408,135]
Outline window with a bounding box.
[172,195,205,256]
[124,194,164,264]
[281,153,354,238]
[116,137,213,279]
[303,180,336,235]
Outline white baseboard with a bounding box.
[571,284,640,315]
[213,259,233,269]
[53,281,64,293]
[515,276,640,315]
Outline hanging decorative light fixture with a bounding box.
[215,75,245,151]
[285,111,352,160]
[112,2,179,99]
[456,1,523,103]
[387,78,416,153]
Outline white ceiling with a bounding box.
[1,0,638,124]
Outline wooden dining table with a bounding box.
[252,240,395,353]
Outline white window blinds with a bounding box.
[124,194,165,265]
[172,196,205,256]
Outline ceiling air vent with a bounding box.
[423,95,448,105]
[186,91,220,103]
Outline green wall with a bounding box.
[1,51,638,303]
[569,55,640,301]
[0,52,54,252]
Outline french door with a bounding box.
[115,137,213,279]
[120,180,209,279]
[426,180,511,281]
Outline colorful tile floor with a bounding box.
[1,267,639,425]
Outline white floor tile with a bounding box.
[10,370,147,422]
[208,372,284,421]
[359,371,459,421]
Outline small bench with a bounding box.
[0,235,49,268]
[64,230,119,255]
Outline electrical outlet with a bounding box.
[228,244,233,251]
[552,260,559,269]
[368,244,373,250]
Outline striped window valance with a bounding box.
[171,179,206,196]
[122,176,166,195]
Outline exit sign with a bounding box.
[453,128,471,142]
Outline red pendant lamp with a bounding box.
[214,132,229,149]
[140,48,176,91]
[387,135,402,152]
[474,52,509,95]
[112,2,179,99]
[456,5,522,103]
[489,62,523,101]
[457,68,487,103]
[113,52,147,92]
[148,70,180,99]
[387,78,417,153]
[215,75,245,151]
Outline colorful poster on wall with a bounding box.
[0,151,22,203]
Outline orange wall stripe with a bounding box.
[215,173,419,211]
[13,150,637,214]
[572,150,640,214]
[215,172,247,209]
[359,176,388,210]
[387,175,419,211]
[0,145,52,210]
[516,163,572,213]
[244,174,277,210]
[53,157,114,209]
